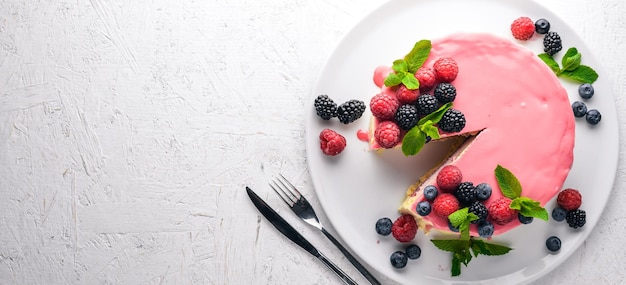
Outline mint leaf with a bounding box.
[471,239,513,256]
[449,208,469,228]
[401,73,420,90]
[431,239,470,253]
[538,53,560,73]
[495,165,522,199]
[384,72,403,87]
[392,59,408,73]
[561,65,599,83]
[418,102,453,126]
[420,122,440,140]
[513,197,549,221]
[401,127,426,156]
[561,47,581,71]
[405,40,432,73]
[451,255,462,277]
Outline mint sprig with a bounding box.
[401,102,452,156]
[383,40,432,90]
[538,47,598,83]
[431,208,512,276]
[431,237,512,276]
[495,165,549,221]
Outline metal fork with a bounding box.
[270,174,381,285]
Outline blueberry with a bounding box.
[518,213,534,224]
[578,83,595,99]
[586,109,601,125]
[572,101,587,118]
[405,244,422,260]
[375,217,393,236]
[545,236,561,252]
[423,185,438,201]
[475,183,492,201]
[477,221,494,238]
[534,18,551,34]
[552,207,567,222]
[416,201,432,216]
[390,251,408,268]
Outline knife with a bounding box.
[246,187,359,285]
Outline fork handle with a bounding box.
[322,228,381,285]
[317,252,359,285]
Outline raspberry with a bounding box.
[370,92,399,121]
[543,31,562,56]
[566,209,586,229]
[414,67,437,92]
[556,188,582,211]
[433,57,458,83]
[434,83,457,104]
[314,94,337,120]
[395,104,419,130]
[396,84,419,104]
[488,198,517,225]
[319,129,346,156]
[510,17,535,40]
[438,109,466,133]
[391,214,418,242]
[432,193,460,218]
[416,94,438,116]
[336,99,366,124]
[436,165,463,192]
[374,121,401,149]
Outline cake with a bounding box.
[368,33,575,236]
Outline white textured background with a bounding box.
[0,0,624,284]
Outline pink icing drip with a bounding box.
[374,33,575,236]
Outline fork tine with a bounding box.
[277,173,303,198]
[269,181,294,206]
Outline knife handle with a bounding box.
[322,228,380,285]
[317,252,359,285]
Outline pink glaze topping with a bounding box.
[372,33,577,236]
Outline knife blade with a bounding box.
[246,187,358,285]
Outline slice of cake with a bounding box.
[369,33,575,236]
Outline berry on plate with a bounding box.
[314,94,337,120]
[375,217,393,236]
[566,209,586,229]
[390,251,408,268]
[586,109,602,125]
[557,188,582,211]
[543,31,563,56]
[336,99,366,124]
[534,18,551,34]
[319,129,346,156]
[511,16,535,40]
[572,101,588,118]
[546,236,561,252]
[405,244,422,260]
[391,214,418,242]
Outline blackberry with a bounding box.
[578,83,595,99]
[545,236,561,252]
[416,94,438,116]
[543,31,562,56]
[455,182,476,206]
[566,209,586,229]
[390,251,408,268]
[477,221,494,238]
[551,207,567,222]
[585,109,601,125]
[439,109,466,133]
[475,183,492,201]
[314,94,337,120]
[518,213,534,224]
[336,99,366,124]
[534,18,551,34]
[423,185,438,201]
[395,104,419,130]
[434,83,457,104]
[405,244,422,260]
[468,201,488,224]
[375,217,393,236]
[572,101,588,118]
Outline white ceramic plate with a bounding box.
[306,0,618,284]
